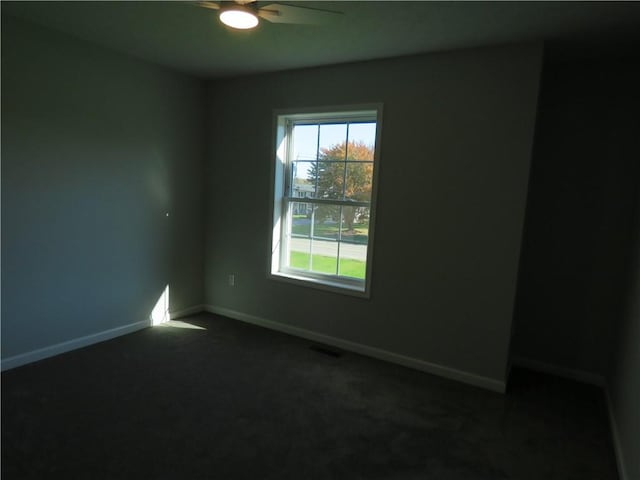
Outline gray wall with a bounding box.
[609,189,640,480]
[204,44,542,387]
[1,16,205,359]
[512,59,640,377]
[512,57,639,477]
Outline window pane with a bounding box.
[313,204,340,240]
[319,124,348,160]
[289,239,312,272]
[341,206,369,243]
[292,125,318,161]
[345,162,373,202]
[290,202,312,237]
[313,161,345,199]
[291,161,315,199]
[311,208,338,275]
[347,123,376,160]
[288,202,312,271]
[338,206,369,279]
[344,123,375,202]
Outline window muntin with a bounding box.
[270,107,381,295]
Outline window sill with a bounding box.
[269,270,369,299]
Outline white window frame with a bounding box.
[268,104,383,297]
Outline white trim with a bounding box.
[269,270,367,297]
[204,304,506,393]
[605,387,630,480]
[511,356,606,387]
[170,304,205,319]
[1,320,149,372]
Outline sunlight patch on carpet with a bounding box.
[157,320,206,330]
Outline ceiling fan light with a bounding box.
[219,8,259,30]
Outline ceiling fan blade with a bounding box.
[193,1,221,11]
[258,3,342,24]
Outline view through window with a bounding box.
[271,107,381,294]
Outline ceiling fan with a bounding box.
[194,1,343,30]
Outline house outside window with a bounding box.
[270,105,383,296]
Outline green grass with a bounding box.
[289,251,366,279]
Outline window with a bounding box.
[270,106,382,295]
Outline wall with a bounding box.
[204,44,543,390]
[608,188,640,480]
[512,59,640,379]
[1,16,205,363]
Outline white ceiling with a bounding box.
[3,1,640,78]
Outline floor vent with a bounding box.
[310,344,343,358]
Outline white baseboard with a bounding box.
[511,356,606,387]
[170,304,205,319]
[605,387,629,480]
[1,302,208,371]
[203,304,506,393]
[1,320,149,372]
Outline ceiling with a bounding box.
[3,1,640,78]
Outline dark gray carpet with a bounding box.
[2,313,618,479]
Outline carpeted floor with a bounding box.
[2,313,618,479]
